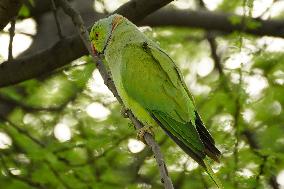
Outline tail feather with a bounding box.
[195,111,221,162]
[204,158,223,189]
[150,110,222,188]
[150,112,206,167]
[155,118,206,166]
[195,112,215,144]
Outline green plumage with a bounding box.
[90,14,222,187]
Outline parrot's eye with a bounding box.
[95,32,99,39]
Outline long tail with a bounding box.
[195,113,223,188]
[194,112,221,162]
[204,157,223,188]
[150,110,222,188]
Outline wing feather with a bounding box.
[121,43,204,154]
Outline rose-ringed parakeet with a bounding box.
[90,14,222,186]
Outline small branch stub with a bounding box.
[50,0,63,39]
[8,18,16,61]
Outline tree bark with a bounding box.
[2,8,284,87]
[0,0,22,31]
[142,9,284,38]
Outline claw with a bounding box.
[137,125,155,144]
[120,107,129,118]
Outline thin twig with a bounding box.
[242,130,280,189]
[198,0,230,93]
[8,18,16,61]
[198,1,223,76]
[0,155,47,189]
[254,155,267,189]
[0,115,44,147]
[127,112,174,188]
[197,2,279,188]
[206,32,223,75]
[0,93,65,112]
[2,31,34,37]
[257,0,277,19]
[173,159,187,188]
[50,0,63,39]
[45,160,72,189]
[233,70,242,188]
[95,0,109,14]
[56,0,174,188]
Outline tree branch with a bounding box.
[50,0,63,39]
[0,0,21,31]
[0,34,87,87]
[142,8,284,38]
[0,155,47,189]
[126,112,174,189]
[0,93,68,112]
[56,0,174,188]
[8,18,16,61]
[242,129,280,189]
[0,115,44,147]
[197,0,225,81]
[25,7,284,57]
[2,8,284,87]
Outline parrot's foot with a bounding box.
[120,107,129,118]
[137,125,154,144]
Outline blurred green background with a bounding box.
[0,0,284,188]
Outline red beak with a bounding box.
[92,44,97,55]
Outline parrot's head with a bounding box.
[90,14,124,55]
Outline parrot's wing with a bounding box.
[144,43,220,160]
[120,42,220,164]
[121,42,193,121]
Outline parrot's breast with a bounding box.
[105,39,158,126]
[109,65,157,126]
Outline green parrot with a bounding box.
[90,14,222,186]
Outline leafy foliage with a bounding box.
[0,0,284,189]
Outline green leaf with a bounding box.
[229,15,242,25]
[18,5,30,17]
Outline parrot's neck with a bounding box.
[105,21,145,62]
[103,21,146,102]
